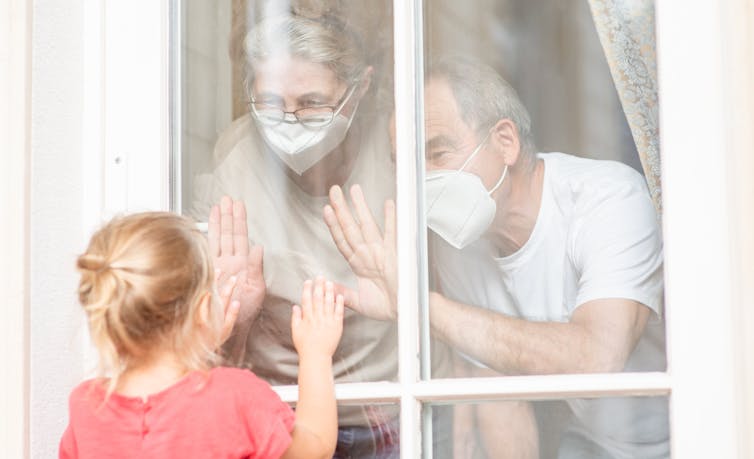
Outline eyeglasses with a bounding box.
[249,84,357,129]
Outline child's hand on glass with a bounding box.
[291,277,345,360]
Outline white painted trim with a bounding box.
[80,0,106,377]
[656,1,748,457]
[394,0,423,457]
[115,1,754,456]
[103,0,171,216]
[0,0,31,455]
[272,372,671,404]
[169,0,182,212]
[719,3,754,457]
[273,382,402,405]
[413,373,670,402]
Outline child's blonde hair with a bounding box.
[77,212,220,394]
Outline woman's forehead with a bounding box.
[253,55,342,96]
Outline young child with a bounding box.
[60,212,344,459]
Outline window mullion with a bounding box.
[394,0,424,457]
[656,1,743,457]
[413,372,672,402]
[272,372,671,405]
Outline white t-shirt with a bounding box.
[431,153,668,458]
[190,113,398,426]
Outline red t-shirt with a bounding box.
[59,367,295,459]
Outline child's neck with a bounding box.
[116,350,189,401]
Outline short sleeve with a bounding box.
[59,382,93,459]
[572,170,664,315]
[59,424,77,459]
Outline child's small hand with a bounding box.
[291,277,345,360]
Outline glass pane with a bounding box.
[330,402,453,458]
[333,403,400,458]
[421,0,666,382]
[178,0,399,449]
[425,397,669,458]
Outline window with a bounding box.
[93,0,752,457]
[173,0,670,456]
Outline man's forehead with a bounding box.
[424,77,469,138]
[424,77,459,118]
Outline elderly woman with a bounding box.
[190,13,408,458]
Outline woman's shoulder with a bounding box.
[213,114,255,157]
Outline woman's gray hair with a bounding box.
[243,15,367,96]
[427,56,536,158]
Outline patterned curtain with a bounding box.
[587,0,662,218]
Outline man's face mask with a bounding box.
[425,131,508,249]
[252,85,359,175]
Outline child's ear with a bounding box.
[194,291,213,327]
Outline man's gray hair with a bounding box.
[243,15,367,96]
[427,56,536,157]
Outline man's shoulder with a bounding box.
[542,152,645,186]
[542,152,650,208]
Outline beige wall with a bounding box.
[425,0,640,169]
[181,0,234,203]
[216,0,642,169]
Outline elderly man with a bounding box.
[194,13,459,458]
[324,56,669,458]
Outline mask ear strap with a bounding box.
[333,84,358,117]
[489,164,508,195]
[459,130,493,172]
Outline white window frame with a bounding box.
[1,0,31,456]
[86,0,754,457]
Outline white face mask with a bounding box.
[255,86,359,175]
[425,134,507,249]
[259,114,355,174]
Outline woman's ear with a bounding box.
[357,66,374,98]
[489,118,521,167]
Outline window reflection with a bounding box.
[423,0,668,457]
[427,397,670,459]
[179,0,668,457]
[182,1,401,455]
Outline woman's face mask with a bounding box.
[425,132,508,249]
[253,85,359,175]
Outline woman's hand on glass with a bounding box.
[323,184,397,321]
[209,196,266,328]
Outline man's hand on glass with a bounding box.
[209,196,266,329]
[323,184,398,321]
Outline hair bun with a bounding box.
[77,253,109,273]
